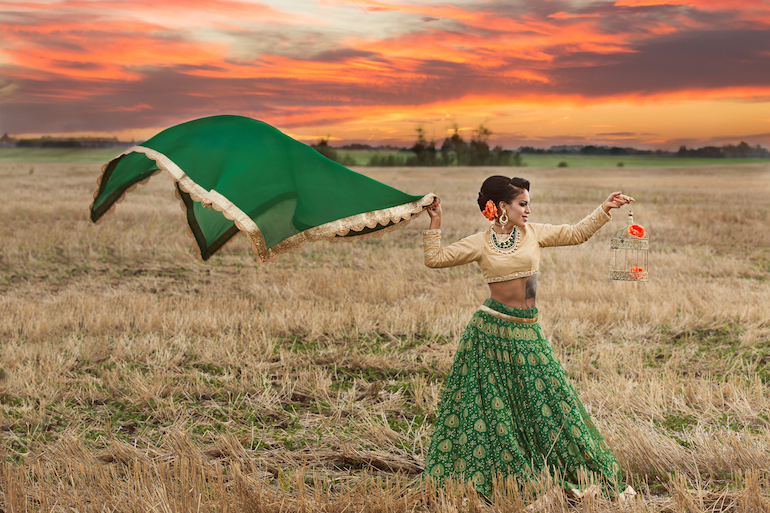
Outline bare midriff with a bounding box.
[488,274,538,310]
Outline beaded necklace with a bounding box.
[488,225,520,254]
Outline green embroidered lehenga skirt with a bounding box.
[424,298,623,497]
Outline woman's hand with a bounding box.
[602,191,634,214]
[427,198,442,229]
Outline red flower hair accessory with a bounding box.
[482,200,498,220]
[629,267,647,279]
[628,224,646,238]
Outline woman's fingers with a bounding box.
[610,192,635,205]
[426,200,442,218]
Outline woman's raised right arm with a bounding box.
[423,230,482,269]
[423,198,482,268]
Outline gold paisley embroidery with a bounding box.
[438,439,453,453]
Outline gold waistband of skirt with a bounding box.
[478,304,538,324]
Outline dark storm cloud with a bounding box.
[310,48,378,63]
[544,28,770,97]
[225,27,357,60]
[0,66,416,133]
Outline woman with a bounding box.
[422,175,634,499]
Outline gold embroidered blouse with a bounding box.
[423,205,612,283]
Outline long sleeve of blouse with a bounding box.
[532,205,612,247]
[422,229,482,268]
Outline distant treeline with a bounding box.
[380,125,522,167]
[0,134,132,149]
[312,129,770,167]
[330,124,519,167]
[515,141,770,158]
[676,141,770,158]
[5,132,769,162]
[311,137,357,166]
[518,145,669,156]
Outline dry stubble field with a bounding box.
[1,158,769,512]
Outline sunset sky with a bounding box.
[2,0,770,149]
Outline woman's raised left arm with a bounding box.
[535,192,634,247]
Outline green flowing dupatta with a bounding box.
[90,115,435,261]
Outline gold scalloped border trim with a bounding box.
[486,268,539,284]
[478,305,538,324]
[91,145,436,262]
[89,146,162,225]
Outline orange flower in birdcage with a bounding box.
[629,267,647,279]
[628,224,645,238]
[482,200,498,221]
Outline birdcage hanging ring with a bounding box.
[610,207,648,281]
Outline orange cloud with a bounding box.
[548,12,602,19]
[108,104,154,112]
[2,29,229,81]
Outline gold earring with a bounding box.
[499,210,508,226]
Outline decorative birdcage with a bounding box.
[610,208,648,281]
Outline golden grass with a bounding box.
[1,159,769,511]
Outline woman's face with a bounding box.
[500,190,530,229]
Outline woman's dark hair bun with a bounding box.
[477,175,530,212]
[510,176,530,191]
